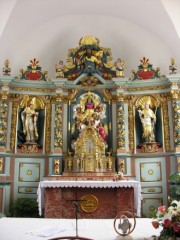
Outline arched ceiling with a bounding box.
[0,0,179,79]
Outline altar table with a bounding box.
[0,217,161,240]
[37,180,142,218]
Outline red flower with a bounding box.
[173,222,180,233]
[152,221,159,229]
[163,219,171,228]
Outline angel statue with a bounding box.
[114,58,127,78]
[55,60,64,78]
[97,123,107,142]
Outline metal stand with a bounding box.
[71,193,82,237]
[49,192,94,240]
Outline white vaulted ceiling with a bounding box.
[0,0,180,79]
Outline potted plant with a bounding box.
[11,198,40,218]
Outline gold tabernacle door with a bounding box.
[64,126,114,173]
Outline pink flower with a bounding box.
[152,221,159,229]
[173,222,180,233]
[158,205,166,214]
[163,219,171,228]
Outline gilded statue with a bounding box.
[137,98,157,143]
[54,159,60,174]
[63,35,117,80]
[77,48,103,76]
[65,90,116,173]
[71,92,107,149]
[21,103,39,143]
[107,157,112,171]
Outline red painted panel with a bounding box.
[44,187,134,219]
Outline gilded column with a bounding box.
[10,94,19,152]
[128,97,135,151]
[161,96,171,152]
[117,94,125,150]
[43,96,52,153]
[171,90,180,148]
[53,94,63,152]
[0,92,9,150]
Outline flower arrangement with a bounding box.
[113,171,125,181]
[151,200,180,239]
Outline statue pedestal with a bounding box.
[137,142,162,153]
[17,143,42,153]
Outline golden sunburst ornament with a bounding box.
[79,35,100,47]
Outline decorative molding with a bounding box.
[140,162,162,182]
[11,86,55,92]
[53,158,60,175]
[19,162,40,182]
[141,186,162,194]
[127,85,168,92]
[18,186,37,194]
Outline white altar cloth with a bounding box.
[0,217,161,240]
[37,180,142,217]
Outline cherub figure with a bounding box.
[3,59,11,76]
[55,60,64,78]
[169,57,177,74]
[114,58,127,77]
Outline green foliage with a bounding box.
[147,210,157,219]
[11,198,40,218]
[170,186,180,201]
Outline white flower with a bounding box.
[168,200,180,216]
[168,206,177,215]
[171,200,179,206]
[118,172,123,177]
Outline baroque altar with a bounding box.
[0,35,180,218]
